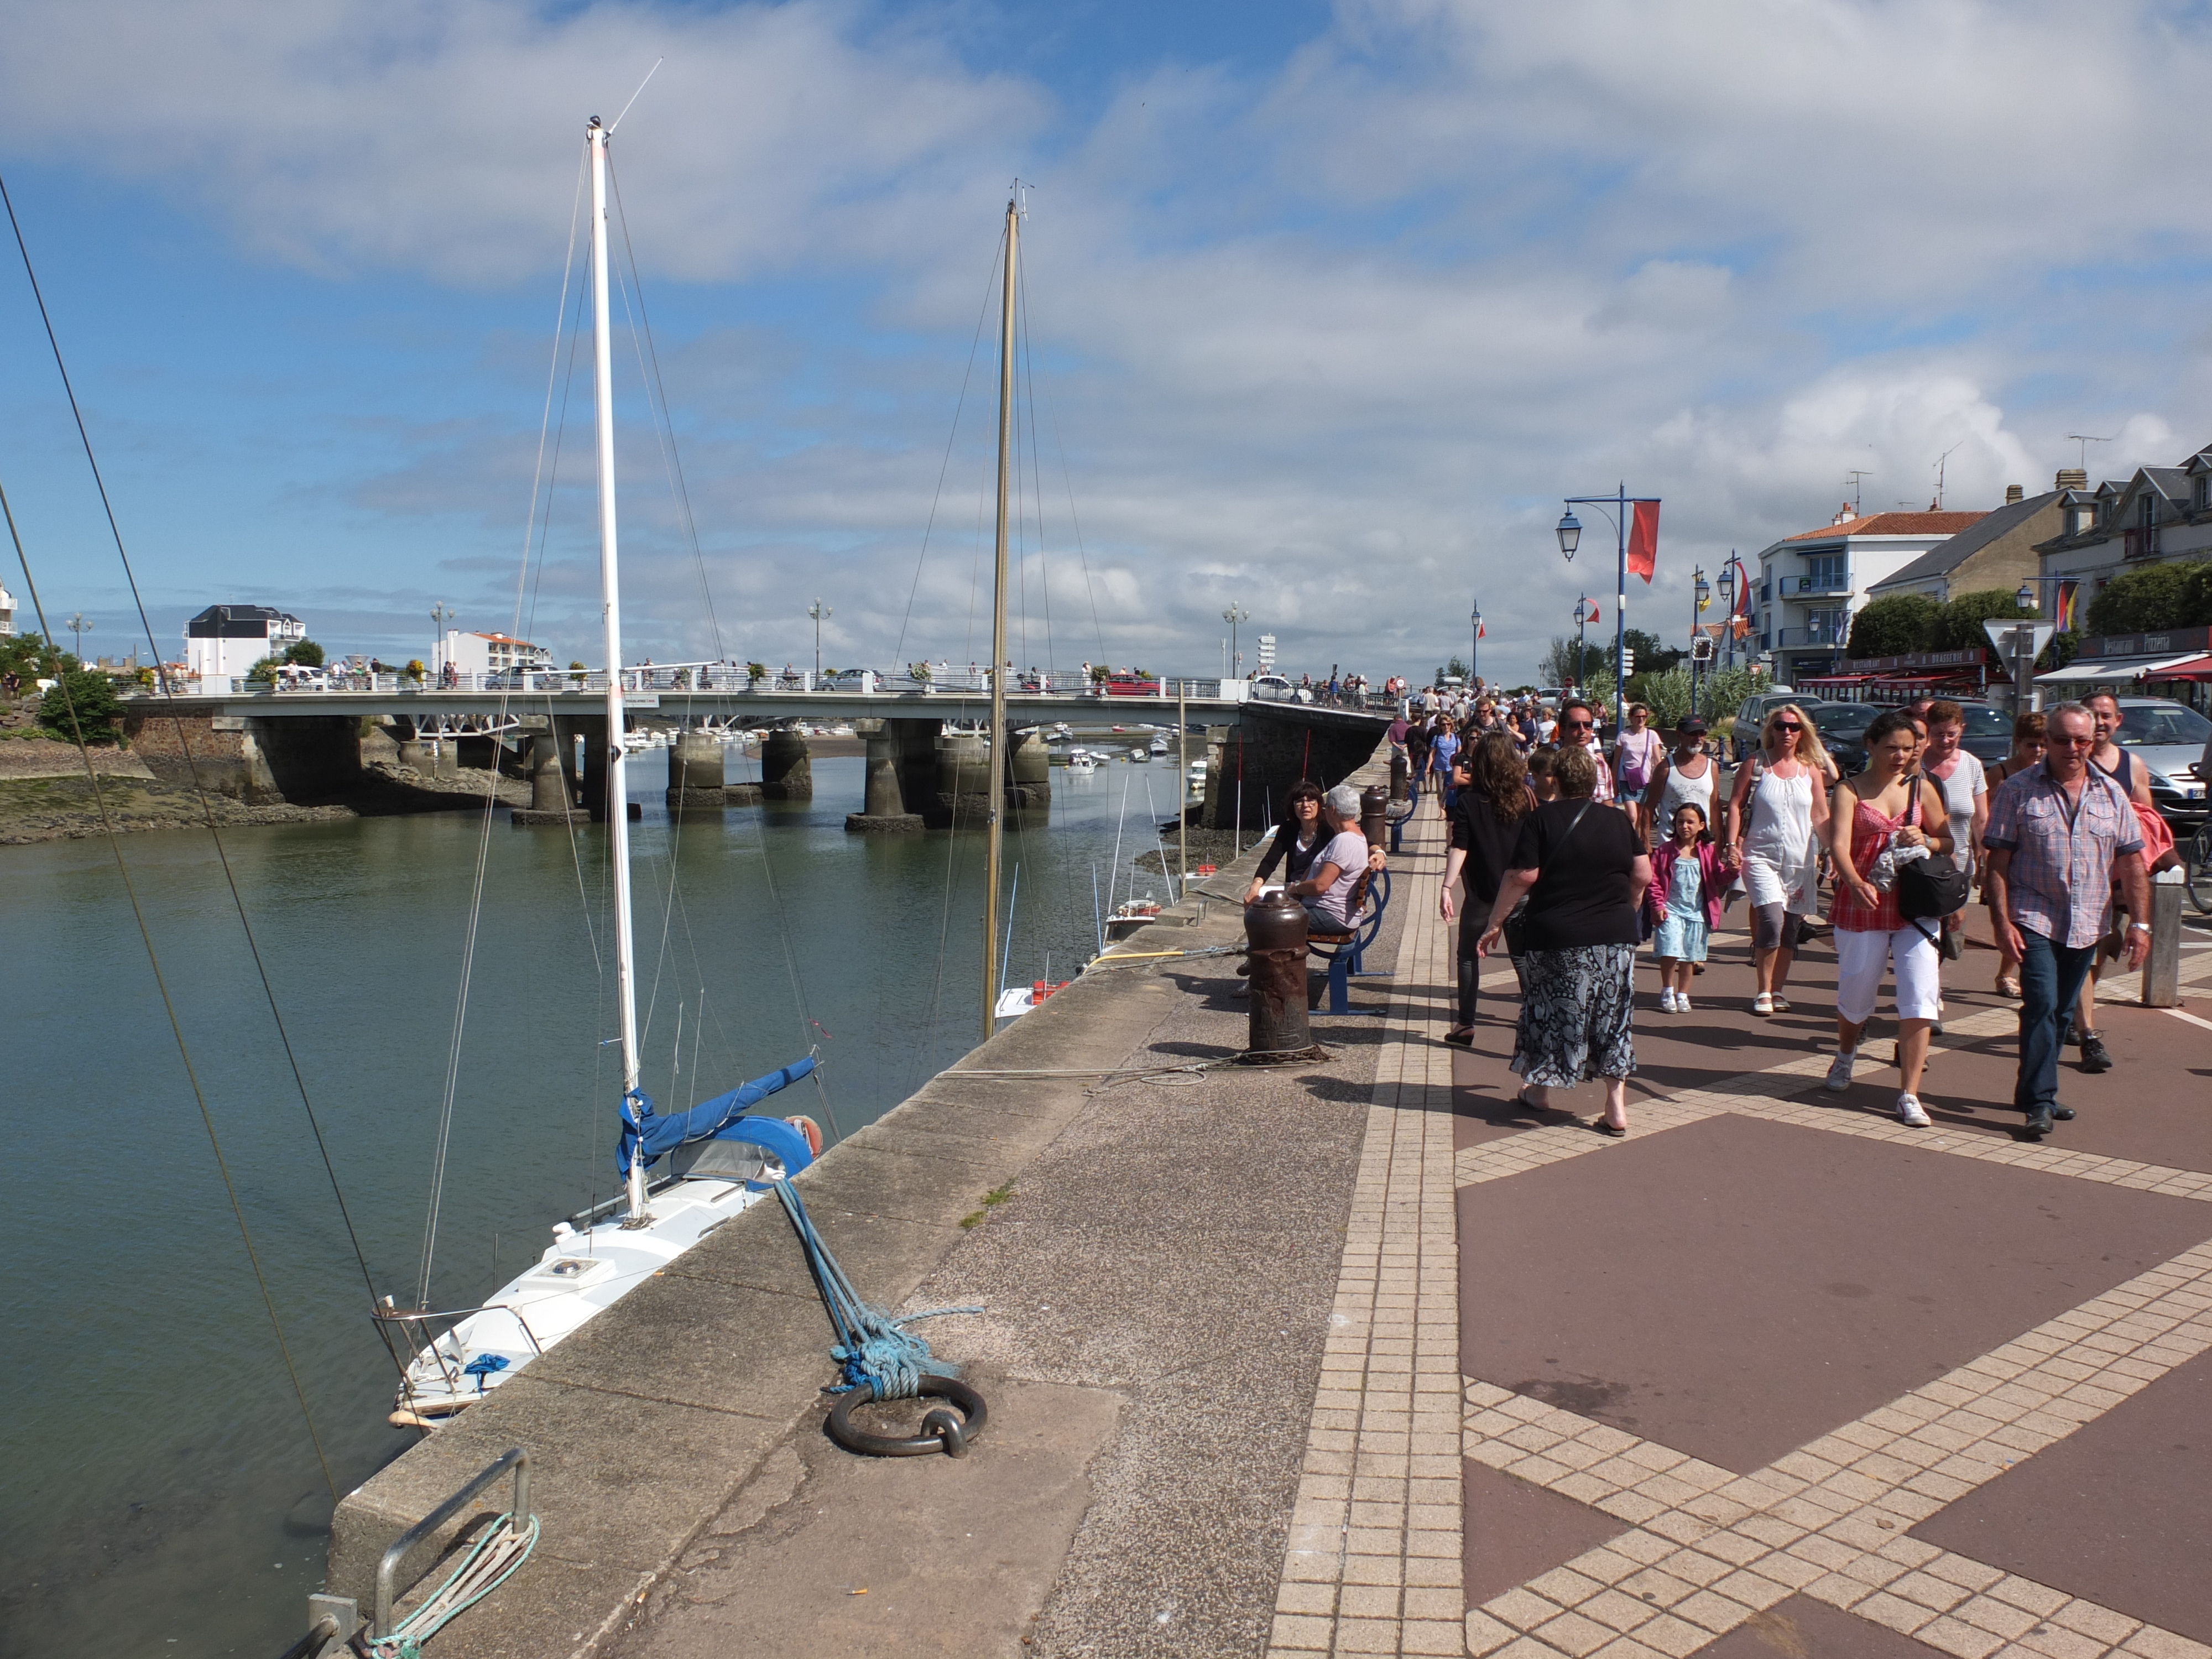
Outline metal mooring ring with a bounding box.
[827,1375,988,1458]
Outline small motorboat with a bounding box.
[1066,752,1097,774]
[1103,899,1162,942]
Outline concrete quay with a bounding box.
[330,746,1411,1657]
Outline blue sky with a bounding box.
[3,0,2210,683]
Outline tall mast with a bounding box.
[588,117,645,1219]
[982,194,1018,1041]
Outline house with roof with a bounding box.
[184,603,306,682]
[434,629,554,680]
[1863,484,2063,608]
[2033,441,2212,630]
[1,580,15,637]
[1750,506,1987,685]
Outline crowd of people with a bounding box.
[1347,684,2167,1141]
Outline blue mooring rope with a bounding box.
[773,1180,980,1399]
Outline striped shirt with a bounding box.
[1983,761,2143,950]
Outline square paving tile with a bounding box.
[1688,1593,1949,1655]
[1463,1458,1630,1606]
[1911,1346,2212,1646]
[1460,1114,2212,1472]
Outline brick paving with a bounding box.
[1266,802,2212,1658]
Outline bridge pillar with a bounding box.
[846,719,924,832]
[760,728,812,800]
[1008,726,1051,811]
[392,717,431,774]
[666,729,729,813]
[577,717,639,822]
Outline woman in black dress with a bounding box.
[1439,731,1534,1046]
[1475,744,1652,1136]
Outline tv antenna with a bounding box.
[1932,443,1963,510]
[1845,469,1872,514]
[2065,432,2115,472]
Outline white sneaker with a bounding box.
[1676,993,1693,1014]
[1825,1050,1856,1092]
[1660,988,1678,1013]
[1897,1094,1932,1128]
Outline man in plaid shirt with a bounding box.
[1983,703,2150,1137]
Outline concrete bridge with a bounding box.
[116,685,1390,832]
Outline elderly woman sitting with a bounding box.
[1285,784,1384,932]
[1475,744,1652,1136]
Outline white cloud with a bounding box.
[9,0,2212,679]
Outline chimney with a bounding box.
[2004,484,2024,504]
[2055,467,2088,492]
[1831,502,1855,525]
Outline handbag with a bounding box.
[1896,775,1970,934]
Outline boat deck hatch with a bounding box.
[541,1257,599,1280]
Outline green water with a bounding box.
[0,752,1200,1657]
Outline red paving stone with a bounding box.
[1460,1459,1627,1606]
[1911,1347,2212,1646]
[1689,1594,1949,1656]
[1460,1113,2212,1470]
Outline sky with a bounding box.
[2,0,2210,685]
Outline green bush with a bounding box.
[36,666,124,745]
[1847,594,1942,658]
[2083,560,2212,635]
[1626,666,1694,728]
[246,655,281,686]
[284,639,325,667]
[1931,588,2035,650]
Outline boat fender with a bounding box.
[718,1115,817,1188]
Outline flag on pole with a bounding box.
[1584,601,1601,625]
[1476,619,1487,639]
[1627,500,1660,583]
[2055,580,2078,631]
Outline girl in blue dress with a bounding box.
[1646,802,1729,1013]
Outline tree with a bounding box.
[1929,588,2036,651]
[1444,655,1470,681]
[1624,628,1686,676]
[1848,594,1942,658]
[36,666,124,745]
[283,639,326,667]
[1540,636,1606,688]
[2083,560,2212,635]
[1629,666,1694,729]
[246,655,281,686]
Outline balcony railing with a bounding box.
[121,667,1285,703]
[1776,573,1853,598]
[1774,625,1848,650]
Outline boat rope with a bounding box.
[1,476,346,1495]
[773,1181,980,1400]
[362,1511,540,1658]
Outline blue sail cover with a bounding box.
[615,1056,818,1177]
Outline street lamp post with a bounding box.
[1573,596,1591,692]
[807,598,831,684]
[2014,581,2038,717]
[1719,561,1738,672]
[1691,568,1708,719]
[1222,604,1250,682]
[65,613,91,662]
[430,602,453,679]
[1470,599,1482,689]
[1558,483,1660,734]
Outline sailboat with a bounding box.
[382,116,822,1428]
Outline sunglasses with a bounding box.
[1563,718,1593,729]
[1775,721,1801,731]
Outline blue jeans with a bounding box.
[2015,927,2098,1112]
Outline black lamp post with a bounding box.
[1692,568,1709,718]
[1470,599,1482,688]
[1719,562,1737,671]
[1558,484,1660,733]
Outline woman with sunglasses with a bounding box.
[1722,703,1831,1015]
[1556,698,1615,804]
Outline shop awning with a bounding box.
[2151,653,2212,682]
[2036,653,2206,685]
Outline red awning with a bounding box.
[2152,653,2212,682]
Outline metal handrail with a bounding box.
[374,1448,531,1639]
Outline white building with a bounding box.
[1751,508,1986,684]
[185,604,306,681]
[0,580,15,635]
[434,629,554,679]
[2034,445,2212,628]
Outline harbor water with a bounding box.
[0,747,1223,1657]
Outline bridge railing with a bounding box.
[126,669,1244,702]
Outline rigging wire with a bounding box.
[416,142,589,1310]
[0,475,340,1498]
[1016,255,1056,677]
[2,169,404,1453]
[1005,244,1109,669]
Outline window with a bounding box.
[2195,474,2209,512]
[2141,494,2159,529]
[1805,553,1846,591]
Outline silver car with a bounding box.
[2110,698,2211,823]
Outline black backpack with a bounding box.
[1895,774,1970,932]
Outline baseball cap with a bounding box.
[1678,716,1708,734]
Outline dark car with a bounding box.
[1945,701,2016,765]
[1804,702,1875,774]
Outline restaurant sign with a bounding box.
[1840,646,1990,674]
[2075,625,2211,659]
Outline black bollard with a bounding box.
[1389,751,1410,803]
[1244,891,1313,1060]
[1360,784,1390,849]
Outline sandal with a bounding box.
[1995,976,2021,999]
[1771,995,1793,1013]
[1443,1025,1476,1048]
[1752,993,1775,1015]
[1591,1119,1627,1138]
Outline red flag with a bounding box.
[1584,601,1600,625]
[1627,500,1660,583]
[1476,619,1486,639]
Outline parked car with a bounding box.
[1944,701,2016,765]
[1805,701,1874,774]
[1104,673,1162,697]
[2110,698,2211,823]
[1251,674,1311,703]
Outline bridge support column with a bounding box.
[666,729,731,814]
[392,718,431,774]
[575,717,637,823]
[846,719,924,832]
[1008,726,1051,812]
[760,728,812,800]
[937,729,989,827]
[512,727,579,826]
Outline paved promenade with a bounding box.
[1268,801,2212,1659]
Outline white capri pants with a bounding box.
[1834,924,1943,1025]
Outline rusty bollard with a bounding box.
[1360,784,1390,849]
[1244,891,1313,1060]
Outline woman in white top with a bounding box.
[1722,704,1832,1015]
[1642,717,1719,849]
[1920,700,1987,962]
